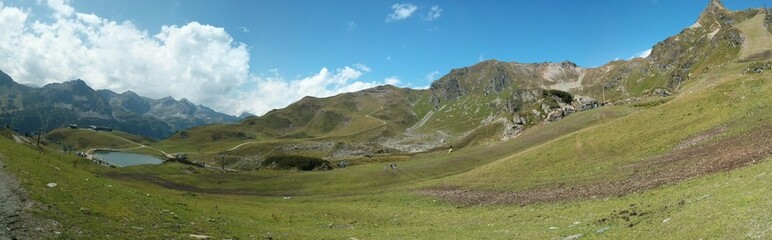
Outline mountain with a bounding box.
[3,1,772,238]
[156,1,772,165]
[0,72,239,139]
[97,90,239,132]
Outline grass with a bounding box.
[2,9,771,239]
[2,133,771,239]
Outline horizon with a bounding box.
[0,0,766,116]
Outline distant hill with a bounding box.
[0,71,240,139]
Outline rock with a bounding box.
[544,109,564,123]
[548,226,559,230]
[531,109,542,118]
[743,61,771,74]
[596,226,610,234]
[79,207,92,214]
[574,97,599,110]
[189,234,211,239]
[562,234,583,240]
[662,218,671,223]
[541,103,552,113]
[46,183,57,188]
[563,106,575,116]
[512,115,527,125]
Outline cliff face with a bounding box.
[429,60,584,108]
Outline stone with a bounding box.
[189,234,211,239]
[46,183,57,188]
[79,207,92,214]
[562,234,583,240]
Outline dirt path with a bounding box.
[11,135,30,145]
[0,155,49,239]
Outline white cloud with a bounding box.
[47,0,74,17]
[240,26,250,33]
[425,70,440,81]
[353,63,371,72]
[386,3,418,22]
[384,76,401,85]
[478,54,485,62]
[0,1,395,116]
[425,5,442,21]
[226,67,389,115]
[635,48,652,59]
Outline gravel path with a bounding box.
[0,156,27,239]
[0,155,50,240]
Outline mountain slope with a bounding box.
[0,72,239,139]
[1,1,771,239]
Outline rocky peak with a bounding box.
[697,0,730,28]
[0,69,14,86]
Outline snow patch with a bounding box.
[707,27,720,39]
[689,21,702,29]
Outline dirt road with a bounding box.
[0,155,35,239]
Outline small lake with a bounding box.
[92,151,164,167]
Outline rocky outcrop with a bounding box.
[743,61,772,74]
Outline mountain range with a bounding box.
[7,0,772,160]
[0,71,240,139]
[156,0,772,162]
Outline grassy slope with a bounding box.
[43,128,152,152]
[2,127,770,239]
[111,106,632,196]
[5,64,765,239]
[2,9,771,240]
[445,71,769,191]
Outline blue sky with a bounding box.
[0,0,766,115]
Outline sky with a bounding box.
[0,0,767,116]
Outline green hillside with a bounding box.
[1,0,771,239]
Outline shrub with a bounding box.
[543,89,573,103]
[264,155,331,171]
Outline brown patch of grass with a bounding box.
[421,126,772,206]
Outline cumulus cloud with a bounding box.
[225,67,386,115]
[425,70,440,81]
[637,49,652,58]
[425,5,442,21]
[0,0,394,116]
[384,76,401,85]
[353,63,371,72]
[386,3,418,22]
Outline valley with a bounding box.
[0,0,771,239]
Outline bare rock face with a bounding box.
[544,109,565,123]
[743,61,772,74]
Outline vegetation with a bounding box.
[264,155,331,171]
[1,2,771,239]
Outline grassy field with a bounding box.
[2,65,769,239]
[2,10,772,239]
